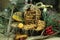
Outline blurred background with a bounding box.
[0,0,60,12]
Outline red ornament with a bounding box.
[46,29,52,33]
[46,26,52,30]
[44,26,54,35]
[48,31,54,35]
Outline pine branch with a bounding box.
[26,32,59,40]
[7,6,14,34]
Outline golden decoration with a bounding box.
[18,23,24,29]
[12,12,22,21]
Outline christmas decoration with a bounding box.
[12,12,23,22]
[18,23,24,29]
[35,20,45,31]
[0,1,60,40]
[23,4,41,24]
[44,26,54,35]
[15,34,28,40]
[23,24,36,30]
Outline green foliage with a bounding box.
[42,10,60,33]
[0,16,9,34]
[42,11,59,26]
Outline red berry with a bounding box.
[49,26,52,28]
[46,26,52,30]
[48,31,54,35]
[46,28,49,30]
[46,29,52,33]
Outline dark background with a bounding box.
[29,0,60,12]
[0,0,60,12]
